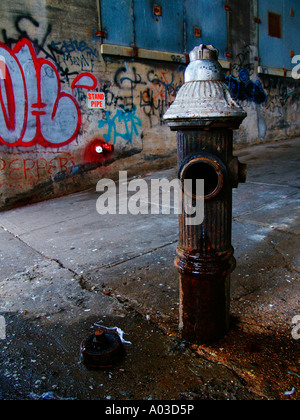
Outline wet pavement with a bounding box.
[0,137,299,400]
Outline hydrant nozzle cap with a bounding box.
[189,44,219,62]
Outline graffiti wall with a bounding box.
[0,0,299,210]
[0,1,183,209]
[227,43,299,145]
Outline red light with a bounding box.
[102,143,114,153]
[93,141,114,156]
[84,139,114,163]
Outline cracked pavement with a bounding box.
[0,138,299,400]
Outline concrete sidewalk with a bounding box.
[0,138,299,400]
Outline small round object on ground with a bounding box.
[80,329,125,369]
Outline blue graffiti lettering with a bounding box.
[225,69,267,104]
[98,105,142,144]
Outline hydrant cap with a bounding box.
[189,44,219,62]
[163,43,247,128]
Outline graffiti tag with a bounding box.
[98,105,142,144]
[0,38,96,148]
[225,69,267,104]
[0,151,75,186]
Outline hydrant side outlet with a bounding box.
[163,44,247,344]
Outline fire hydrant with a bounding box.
[163,45,247,344]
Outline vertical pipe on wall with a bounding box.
[253,0,260,74]
[96,0,103,44]
[131,0,136,46]
[226,0,232,55]
[183,0,187,53]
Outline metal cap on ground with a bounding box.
[80,329,125,369]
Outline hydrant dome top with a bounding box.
[186,44,225,82]
[163,44,247,128]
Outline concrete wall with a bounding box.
[228,0,300,146]
[0,0,299,210]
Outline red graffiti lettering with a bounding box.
[23,158,35,180]
[0,39,96,148]
[0,152,75,186]
[36,158,47,179]
[8,159,22,180]
[0,158,6,172]
[71,72,97,90]
[48,157,58,174]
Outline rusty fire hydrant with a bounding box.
[163,45,247,344]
